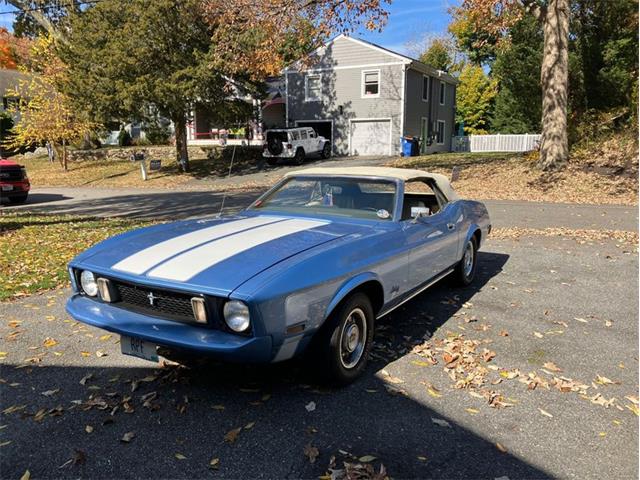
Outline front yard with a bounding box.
[0,213,155,301]
[14,144,638,205]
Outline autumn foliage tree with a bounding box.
[5,36,95,170]
[452,0,570,171]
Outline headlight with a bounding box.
[80,270,98,297]
[223,300,250,332]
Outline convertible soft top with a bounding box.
[286,166,459,201]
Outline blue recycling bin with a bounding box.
[401,136,419,157]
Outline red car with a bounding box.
[0,158,30,204]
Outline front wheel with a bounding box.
[452,236,478,286]
[315,293,374,386]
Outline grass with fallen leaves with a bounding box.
[16,147,262,190]
[0,213,156,301]
[387,149,638,205]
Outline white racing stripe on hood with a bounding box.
[147,218,329,282]
[112,216,285,275]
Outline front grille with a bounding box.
[107,279,207,324]
[0,167,24,181]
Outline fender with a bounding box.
[324,272,382,320]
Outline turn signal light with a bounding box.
[191,297,208,324]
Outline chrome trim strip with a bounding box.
[376,268,454,319]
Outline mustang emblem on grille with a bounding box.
[147,292,157,306]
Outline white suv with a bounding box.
[262,127,331,165]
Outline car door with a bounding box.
[402,183,462,288]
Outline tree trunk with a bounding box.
[538,0,570,171]
[174,114,189,173]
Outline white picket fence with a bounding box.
[453,134,541,153]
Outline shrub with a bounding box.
[117,128,132,147]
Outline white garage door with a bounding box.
[350,120,391,156]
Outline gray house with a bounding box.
[284,35,458,156]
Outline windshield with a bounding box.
[251,176,397,220]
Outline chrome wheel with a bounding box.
[463,241,474,277]
[339,307,367,369]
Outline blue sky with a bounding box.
[357,0,459,57]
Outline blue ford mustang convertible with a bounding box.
[66,167,490,384]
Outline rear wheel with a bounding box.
[315,293,374,386]
[321,142,331,159]
[8,193,28,204]
[294,148,305,165]
[453,236,478,286]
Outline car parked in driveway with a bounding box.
[262,127,332,165]
[0,158,30,204]
[66,167,490,384]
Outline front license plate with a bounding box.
[1,185,13,191]
[121,335,159,362]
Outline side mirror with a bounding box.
[411,206,430,222]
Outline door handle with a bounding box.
[447,223,456,231]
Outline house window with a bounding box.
[422,76,430,102]
[436,120,445,144]
[305,74,322,102]
[439,81,445,105]
[362,70,380,97]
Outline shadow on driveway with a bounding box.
[0,251,542,479]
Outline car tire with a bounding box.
[321,142,331,159]
[294,148,305,165]
[8,193,28,204]
[315,292,374,386]
[453,235,478,286]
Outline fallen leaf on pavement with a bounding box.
[244,422,255,430]
[85,425,93,433]
[224,427,242,444]
[543,362,562,372]
[499,330,509,337]
[209,458,220,470]
[20,470,30,480]
[43,338,58,348]
[175,453,187,460]
[539,408,554,418]
[304,444,319,463]
[574,317,588,323]
[495,442,508,453]
[595,375,619,386]
[305,401,316,412]
[121,432,135,443]
[79,374,93,385]
[358,455,377,462]
[41,389,60,397]
[96,351,108,358]
[431,418,451,428]
[533,332,544,339]
[465,408,479,415]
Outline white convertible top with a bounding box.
[286,166,459,201]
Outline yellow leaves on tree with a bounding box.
[456,64,498,134]
[203,0,390,78]
[5,35,95,171]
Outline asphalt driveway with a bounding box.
[1,232,638,479]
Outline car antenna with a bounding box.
[217,142,237,217]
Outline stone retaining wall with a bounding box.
[68,146,213,162]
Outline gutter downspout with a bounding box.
[399,63,407,155]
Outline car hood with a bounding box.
[75,213,371,296]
